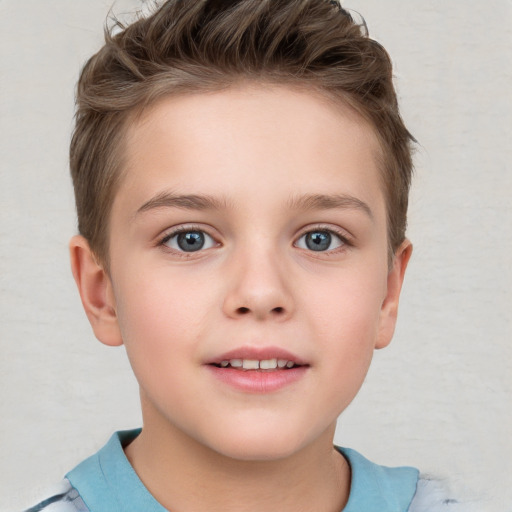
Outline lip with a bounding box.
[205,345,309,393]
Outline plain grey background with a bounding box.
[1,1,511,510]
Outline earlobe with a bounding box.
[375,239,413,349]
[69,235,123,347]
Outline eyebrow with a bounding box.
[287,193,373,219]
[136,192,230,215]
[136,191,373,218]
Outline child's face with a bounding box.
[75,85,410,460]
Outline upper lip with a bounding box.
[207,346,308,366]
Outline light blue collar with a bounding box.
[338,447,419,511]
[67,429,167,512]
[67,429,418,512]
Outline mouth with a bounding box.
[207,346,308,370]
[205,347,309,393]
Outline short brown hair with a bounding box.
[70,0,414,266]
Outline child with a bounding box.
[26,1,466,510]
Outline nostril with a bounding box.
[233,306,286,317]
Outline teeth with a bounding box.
[242,359,259,370]
[219,359,296,370]
[260,358,277,370]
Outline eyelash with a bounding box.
[159,225,218,255]
[157,225,352,255]
[294,225,352,254]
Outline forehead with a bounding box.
[116,84,385,216]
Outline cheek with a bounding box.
[308,283,382,412]
[306,267,386,340]
[302,266,387,393]
[112,266,217,368]
[112,274,214,419]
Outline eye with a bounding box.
[295,230,345,252]
[162,229,216,253]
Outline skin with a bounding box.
[70,84,412,512]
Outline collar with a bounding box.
[337,447,419,511]
[67,429,419,512]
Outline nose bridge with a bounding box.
[222,235,294,321]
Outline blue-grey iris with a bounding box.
[305,231,331,251]
[177,231,205,252]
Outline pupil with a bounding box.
[177,231,205,252]
[306,231,331,251]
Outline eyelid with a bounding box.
[156,223,352,254]
[158,224,220,252]
[298,224,353,241]
[294,225,353,251]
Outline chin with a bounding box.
[200,423,320,463]
[215,441,304,462]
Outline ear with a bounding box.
[69,235,123,347]
[375,239,413,349]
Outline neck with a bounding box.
[124,412,350,512]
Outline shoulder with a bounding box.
[23,479,90,512]
[409,476,480,512]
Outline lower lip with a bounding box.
[206,366,308,393]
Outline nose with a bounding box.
[222,247,295,322]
